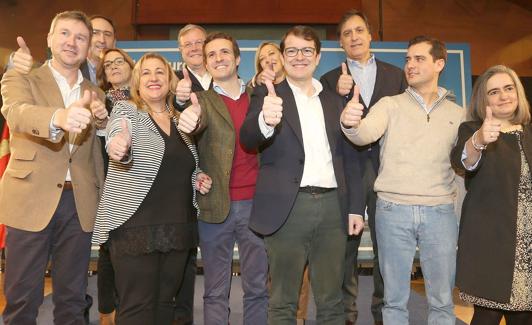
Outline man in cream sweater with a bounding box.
[341,35,464,325]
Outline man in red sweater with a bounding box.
[178,32,268,325]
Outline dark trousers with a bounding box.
[173,247,197,324]
[110,248,189,325]
[343,158,384,322]
[471,305,532,325]
[266,190,346,325]
[2,189,91,325]
[97,244,117,314]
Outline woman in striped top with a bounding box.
[92,52,211,325]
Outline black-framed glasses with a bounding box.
[103,57,126,70]
[284,47,316,57]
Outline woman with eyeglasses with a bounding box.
[451,65,532,325]
[93,48,136,324]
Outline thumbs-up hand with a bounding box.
[12,36,34,75]
[90,91,108,121]
[336,62,354,96]
[478,106,502,145]
[262,80,283,127]
[108,118,132,161]
[178,92,202,133]
[52,90,92,134]
[176,68,193,102]
[341,86,364,128]
[255,62,276,86]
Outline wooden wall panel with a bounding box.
[134,0,362,24]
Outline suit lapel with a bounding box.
[369,60,386,108]
[277,80,304,148]
[319,90,338,155]
[205,90,235,131]
[34,65,66,109]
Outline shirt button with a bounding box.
[57,183,63,188]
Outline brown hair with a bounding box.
[96,48,135,91]
[280,25,321,54]
[337,9,371,37]
[203,32,240,61]
[49,11,92,38]
[469,65,530,124]
[129,52,178,116]
[408,35,447,63]
[89,14,116,35]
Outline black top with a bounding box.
[110,118,197,256]
[451,121,532,303]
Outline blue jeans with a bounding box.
[375,198,458,325]
[198,200,268,325]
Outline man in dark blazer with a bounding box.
[174,24,213,114]
[240,25,364,324]
[319,9,407,325]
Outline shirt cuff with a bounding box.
[258,111,275,138]
[461,146,482,170]
[49,110,64,141]
[341,123,358,136]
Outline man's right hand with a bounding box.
[340,86,364,128]
[336,62,354,96]
[108,119,132,161]
[262,80,283,127]
[12,36,33,75]
[178,92,201,133]
[53,90,92,134]
[176,68,193,102]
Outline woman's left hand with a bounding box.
[196,172,212,195]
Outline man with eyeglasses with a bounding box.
[240,25,364,324]
[175,24,213,108]
[320,9,407,325]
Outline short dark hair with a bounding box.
[280,25,321,54]
[337,9,371,37]
[203,32,240,60]
[408,35,447,63]
[89,14,116,34]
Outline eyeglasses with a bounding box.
[181,40,205,49]
[103,57,126,70]
[284,47,316,57]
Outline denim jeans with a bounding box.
[375,198,458,325]
[198,200,268,325]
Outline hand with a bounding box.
[195,172,213,195]
[255,63,276,86]
[176,68,193,102]
[340,86,364,128]
[262,80,283,127]
[12,36,33,75]
[52,90,92,133]
[348,214,365,236]
[178,92,201,133]
[108,119,131,161]
[477,106,502,145]
[90,91,108,121]
[336,62,354,96]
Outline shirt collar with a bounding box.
[406,86,447,109]
[346,53,376,68]
[47,60,84,88]
[286,78,323,98]
[213,79,246,100]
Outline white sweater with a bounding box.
[343,90,465,206]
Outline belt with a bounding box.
[63,181,73,190]
[299,186,335,195]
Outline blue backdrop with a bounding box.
[117,40,472,108]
